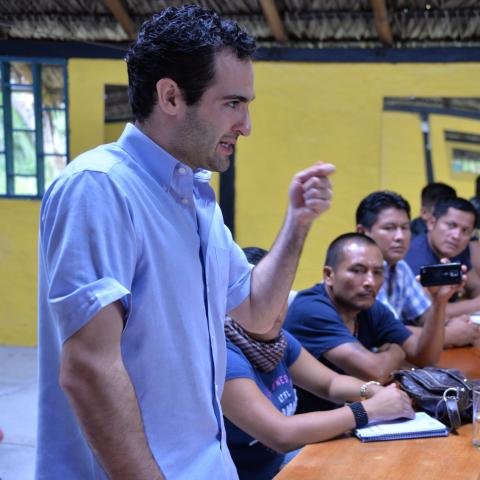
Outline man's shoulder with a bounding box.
[409,233,428,249]
[364,299,398,323]
[289,284,335,315]
[66,143,127,176]
[42,144,130,211]
[405,234,434,273]
[395,260,417,281]
[285,283,343,334]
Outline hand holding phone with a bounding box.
[419,262,462,287]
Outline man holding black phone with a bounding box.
[355,191,477,348]
[405,196,480,346]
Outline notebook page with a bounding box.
[356,412,447,439]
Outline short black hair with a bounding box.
[356,191,411,230]
[433,196,478,227]
[125,5,256,121]
[325,233,378,271]
[476,175,480,197]
[243,246,268,266]
[421,182,457,209]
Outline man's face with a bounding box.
[176,50,254,172]
[362,208,411,266]
[324,241,385,313]
[428,207,475,258]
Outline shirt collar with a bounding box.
[383,260,397,277]
[116,123,212,188]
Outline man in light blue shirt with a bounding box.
[36,5,335,480]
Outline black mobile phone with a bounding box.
[419,262,462,287]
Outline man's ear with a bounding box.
[427,215,436,232]
[323,266,334,286]
[420,206,431,222]
[155,78,184,115]
[356,224,366,234]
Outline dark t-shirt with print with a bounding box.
[224,330,301,480]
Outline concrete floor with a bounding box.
[0,345,37,480]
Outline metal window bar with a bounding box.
[62,62,70,165]
[1,62,14,195]
[33,63,44,196]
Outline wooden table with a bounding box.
[274,348,480,480]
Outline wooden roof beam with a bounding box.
[104,0,136,41]
[259,0,288,43]
[370,0,393,47]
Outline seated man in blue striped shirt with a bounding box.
[356,191,478,347]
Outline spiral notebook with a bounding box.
[354,412,449,442]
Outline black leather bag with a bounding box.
[392,367,480,430]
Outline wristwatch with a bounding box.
[360,380,381,399]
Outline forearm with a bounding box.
[363,352,403,384]
[242,208,312,332]
[61,357,163,479]
[339,351,403,384]
[407,303,446,366]
[267,406,356,453]
[445,297,480,318]
[324,375,366,404]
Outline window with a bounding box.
[0,59,68,197]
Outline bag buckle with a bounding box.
[443,387,460,402]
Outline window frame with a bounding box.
[0,57,69,199]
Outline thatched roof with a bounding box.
[1,0,480,48]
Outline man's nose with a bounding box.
[235,108,251,137]
[451,228,461,239]
[363,271,374,286]
[393,227,405,240]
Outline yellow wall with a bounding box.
[235,62,480,290]
[3,58,480,345]
[0,200,40,345]
[69,59,129,158]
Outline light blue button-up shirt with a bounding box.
[36,123,252,479]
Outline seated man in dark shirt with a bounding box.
[410,182,456,237]
[405,197,480,322]
[284,233,462,413]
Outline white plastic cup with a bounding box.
[473,387,480,448]
[470,312,480,325]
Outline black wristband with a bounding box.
[348,401,369,428]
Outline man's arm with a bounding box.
[467,241,480,297]
[445,293,480,318]
[229,163,335,333]
[222,349,413,454]
[443,250,480,316]
[444,315,480,347]
[402,282,462,365]
[60,301,164,480]
[322,341,406,384]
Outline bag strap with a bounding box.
[440,387,462,430]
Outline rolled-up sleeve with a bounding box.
[40,170,137,342]
[225,237,253,313]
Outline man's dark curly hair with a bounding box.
[125,5,256,121]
